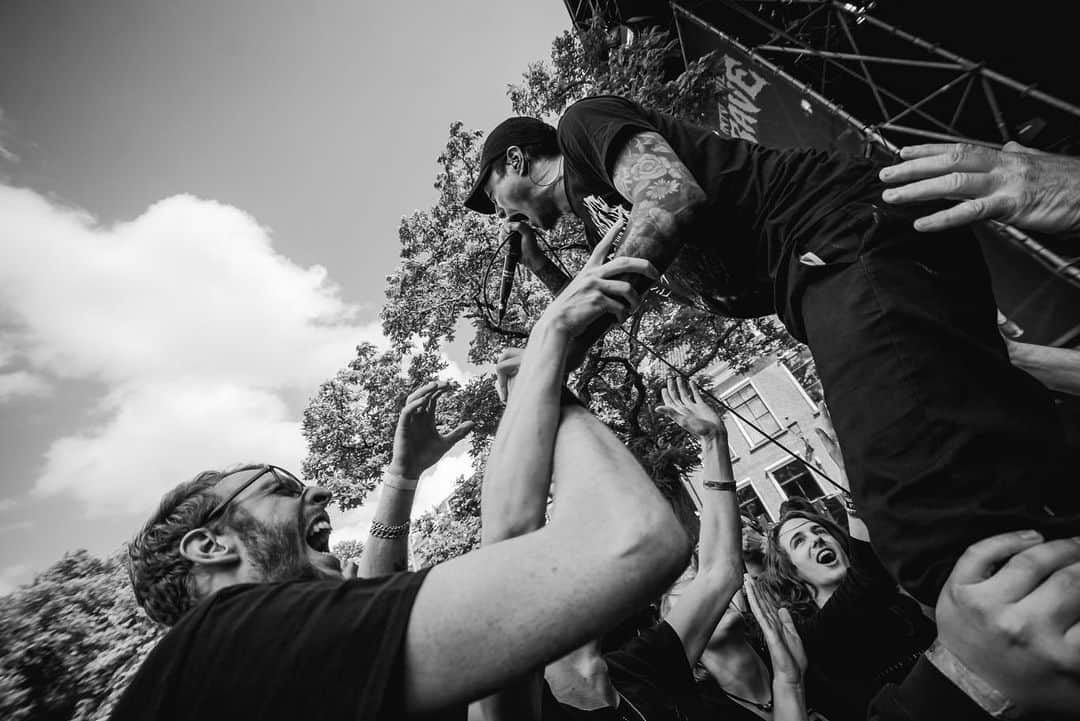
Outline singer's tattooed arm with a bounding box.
[527,254,572,296]
[565,131,706,369]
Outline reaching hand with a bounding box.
[655,375,726,441]
[389,381,475,480]
[494,347,524,404]
[743,574,808,688]
[879,141,1080,235]
[933,530,1080,718]
[538,217,658,338]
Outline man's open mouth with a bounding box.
[816,548,836,565]
[305,515,332,553]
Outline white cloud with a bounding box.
[0,564,29,596]
[328,446,474,545]
[0,186,384,515]
[0,370,51,401]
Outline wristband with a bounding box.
[703,480,736,492]
[925,640,1019,719]
[369,519,411,540]
[384,472,419,492]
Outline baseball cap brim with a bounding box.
[464,160,497,214]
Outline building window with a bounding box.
[724,381,782,448]
[737,480,769,525]
[779,350,823,409]
[770,458,825,503]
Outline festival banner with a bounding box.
[674,5,878,158]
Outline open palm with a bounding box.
[390,381,474,479]
[655,376,725,440]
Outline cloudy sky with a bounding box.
[0,0,571,593]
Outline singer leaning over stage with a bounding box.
[462,95,1079,609]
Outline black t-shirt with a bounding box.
[556,95,885,319]
[109,569,457,721]
[796,540,937,721]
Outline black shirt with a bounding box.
[109,569,454,721]
[556,95,885,320]
[796,540,936,721]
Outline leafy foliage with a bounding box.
[330,539,365,564]
[303,20,802,560]
[0,550,162,721]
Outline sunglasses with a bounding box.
[204,464,306,524]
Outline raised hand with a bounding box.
[538,217,658,338]
[879,141,1080,235]
[655,375,726,441]
[932,530,1080,718]
[389,381,474,480]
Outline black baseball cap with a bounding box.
[463,116,557,214]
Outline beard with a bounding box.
[230,507,324,584]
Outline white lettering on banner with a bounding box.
[581,195,674,298]
[719,55,768,142]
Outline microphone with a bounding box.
[497,230,522,322]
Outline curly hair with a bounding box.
[761,506,850,624]
[126,470,232,626]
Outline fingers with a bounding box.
[442,421,475,445]
[1026,559,1080,633]
[404,380,441,406]
[592,278,641,314]
[593,256,660,282]
[881,170,996,205]
[948,529,1045,586]
[896,143,967,160]
[585,217,627,267]
[342,559,359,580]
[910,195,1012,232]
[1002,140,1047,156]
[985,538,1080,603]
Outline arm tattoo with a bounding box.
[565,131,706,369]
[530,255,571,296]
[611,131,706,275]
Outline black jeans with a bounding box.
[786,208,1077,605]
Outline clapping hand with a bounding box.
[744,574,808,689]
[655,375,726,441]
[389,381,474,480]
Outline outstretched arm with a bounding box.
[655,377,743,665]
[402,223,688,715]
[565,130,708,369]
[359,381,473,577]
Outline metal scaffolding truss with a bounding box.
[669,0,1080,293]
[683,0,1080,151]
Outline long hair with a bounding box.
[761,506,850,624]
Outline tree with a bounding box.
[330,538,365,564]
[303,19,803,565]
[0,549,162,721]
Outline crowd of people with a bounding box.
[109,95,1080,721]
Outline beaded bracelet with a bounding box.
[369,519,411,539]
